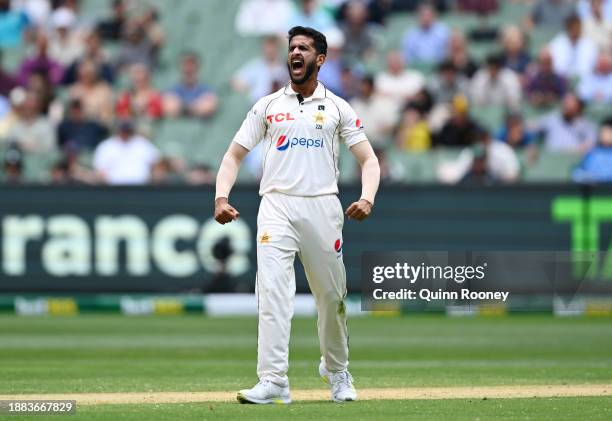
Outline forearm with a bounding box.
[215,147,243,200]
[349,141,380,205]
[359,155,380,205]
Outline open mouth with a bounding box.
[291,58,304,73]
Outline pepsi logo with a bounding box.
[275,136,324,151]
[276,135,289,151]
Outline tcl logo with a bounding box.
[267,112,295,124]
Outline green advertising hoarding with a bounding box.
[0,185,611,293]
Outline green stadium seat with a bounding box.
[522,151,581,182]
[396,151,438,183]
[23,151,62,183]
[586,104,612,124]
[471,105,505,132]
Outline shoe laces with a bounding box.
[331,371,353,390]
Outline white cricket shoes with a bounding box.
[237,378,291,404]
[319,359,358,403]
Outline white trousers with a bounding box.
[255,192,349,386]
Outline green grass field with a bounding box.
[1,314,611,420]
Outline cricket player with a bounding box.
[214,26,380,404]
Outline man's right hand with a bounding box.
[214,197,240,224]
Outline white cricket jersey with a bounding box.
[232,82,368,197]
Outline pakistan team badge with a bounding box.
[313,111,325,129]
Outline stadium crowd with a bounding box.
[0,0,611,185]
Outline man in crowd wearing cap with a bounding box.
[92,120,160,185]
[48,7,84,67]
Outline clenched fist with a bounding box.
[214,197,240,224]
[345,199,373,221]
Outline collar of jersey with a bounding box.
[284,81,326,101]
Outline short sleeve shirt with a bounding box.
[93,135,160,185]
[233,82,367,196]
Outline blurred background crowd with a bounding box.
[0,0,611,185]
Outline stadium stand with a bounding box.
[0,0,609,185]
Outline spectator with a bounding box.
[50,158,78,184]
[116,64,163,121]
[234,0,292,36]
[0,87,23,138]
[578,53,612,104]
[582,0,612,54]
[339,0,379,64]
[525,47,568,108]
[433,94,480,147]
[427,60,469,131]
[0,0,30,48]
[48,8,84,67]
[411,89,434,115]
[577,0,612,21]
[456,0,498,14]
[375,51,425,107]
[349,75,399,148]
[0,90,9,119]
[62,30,115,85]
[365,0,394,26]
[317,28,347,97]
[496,112,536,148]
[138,6,164,63]
[427,60,469,104]
[12,0,51,27]
[97,0,127,41]
[573,116,612,182]
[395,100,431,151]
[438,128,520,184]
[26,70,56,115]
[2,143,23,183]
[401,3,449,66]
[4,90,56,153]
[372,147,404,183]
[549,14,598,79]
[164,52,218,119]
[448,30,478,78]
[533,93,597,152]
[287,0,336,32]
[93,119,161,185]
[52,0,87,34]
[338,66,359,100]
[57,98,108,151]
[186,163,216,185]
[232,36,287,104]
[0,51,17,97]
[387,0,450,13]
[526,0,576,30]
[116,20,157,71]
[500,25,531,75]
[17,32,64,86]
[150,157,189,184]
[470,54,522,110]
[68,59,114,126]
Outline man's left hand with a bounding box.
[345,199,373,221]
